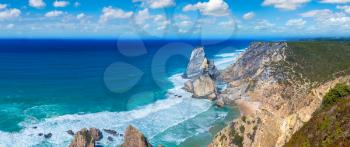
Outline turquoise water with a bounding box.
[0,39,249,146]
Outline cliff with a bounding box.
[286,84,350,147]
[210,41,350,147]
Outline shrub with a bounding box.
[322,83,350,107]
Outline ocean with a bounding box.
[0,39,250,146]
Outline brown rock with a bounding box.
[183,81,194,92]
[192,74,216,98]
[69,128,102,147]
[215,98,225,107]
[121,125,152,147]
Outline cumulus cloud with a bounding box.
[301,9,350,29]
[134,9,170,31]
[262,0,310,10]
[29,0,46,8]
[45,10,64,17]
[133,0,175,9]
[183,0,230,16]
[286,18,306,27]
[254,20,275,30]
[337,5,350,13]
[0,8,21,20]
[320,0,350,4]
[53,1,69,7]
[0,4,7,10]
[99,7,133,23]
[243,12,255,20]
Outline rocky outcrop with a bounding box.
[121,125,152,147]
[210,42,350,147]
[69,128,103,147]
[185,47,219,80]
[184,47,219,100]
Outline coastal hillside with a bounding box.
[210,41,350,147]
[286,83,350,147]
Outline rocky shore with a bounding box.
[208,41,350,147]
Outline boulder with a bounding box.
[192,74,216,98]
[216,98,225,107]
[183,81,194,92]
[121,125,152,147]
[67,130,74,136]
[69,128,102,147]
[103,129,118,136]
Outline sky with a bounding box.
[1,0,350,39]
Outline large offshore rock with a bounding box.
[121,125,152,147]
[192,74,216,98]
[69,128,102,147]
[185,47,219,79]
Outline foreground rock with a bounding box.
[184,47,219,100]
[121,125,152,147]
[210,41,350,147]
[69,128,102,147]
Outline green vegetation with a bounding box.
[286,93,350,147]
[230,128,243,147]
[322,83,350,107]
[286,41,350,84]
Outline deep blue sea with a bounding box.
[0,39,250,146]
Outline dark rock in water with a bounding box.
[32,126,37,129]
[38,133,43,136]
[103,129,118,136]
[107,136,114,141]
[121,125,152,147]
[66,130,74,136]
[44,133,52,139]
[69,128,102,147]
[119,134,123,137]
[90,128,103,141]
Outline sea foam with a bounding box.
[0,74,213,147]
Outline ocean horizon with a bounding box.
[0,39,249,146]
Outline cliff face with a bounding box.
[210,41,350,147]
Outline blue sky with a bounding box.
[1,0,350,39]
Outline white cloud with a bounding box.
[0,8,21,20]
[0,4,7,10]
[99,7,133,23]
[183,0,230,16]
[320,0,350,4]
[53,1,69,7]
[254,20,275,30]
[45,10,64,17]
[337,5,350,13]
[76,13,85,19]
[301,9,332,17]
[301,9,350,29]
[29,0,46,8]
[243,12,255,20]
[286,18,306,27]
[133,0,175,9]
[262,0,310,10]
[134,9,170,31]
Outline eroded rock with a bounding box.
[69,128,102,147]
[121,125,152,147]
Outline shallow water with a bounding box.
[0,39,249,146]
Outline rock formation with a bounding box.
[121,125,152,147]
[210,41,350,147]
[184,47,219,100]
[69,128,103,147]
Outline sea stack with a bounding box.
[184,47,219,100]
[69,128,103,147]
[121,125,152,147]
